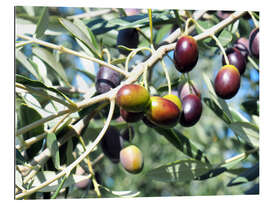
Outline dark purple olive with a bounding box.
[100,126,123,163]
[174,35,199,73]
[117,28,139,55]
[96,66,121,94]
[120,108,144,123]
[179,94,202,127]
[249,28,259,58]
[233,37,249,59]
[222,47,246,75]
[214,65,241,99]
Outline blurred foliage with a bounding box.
[15,6,259,199]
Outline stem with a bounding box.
[143,64,148,90]
[148,9,153,45]
[211,34,230,65]
[184,18,194,35]
[50,175,68,199]
[125,47,153,72]
[77,136,101,197]
[16,40,34,48]
[16,34,129,78]
[221,147,258,167]
[160,59,171,95]
[102,48,111,64]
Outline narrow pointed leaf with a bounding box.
[35,7,49,38]
[32,47,70,86]
[147,160,212,182]
[46,133,60,170]
[229,122,259,147]
[154,128,210,164]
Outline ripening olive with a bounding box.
[146,96,180,128]
[116,84,150,112]
[214,65,241,99]
[120,145,144,174]
[179,94,202,127]
[174,35,199,73]
[163,94,182,111]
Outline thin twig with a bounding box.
[16,34,130,78]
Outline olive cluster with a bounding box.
[214,28,259,99]
[93,15,259,175]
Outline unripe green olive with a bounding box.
[120,145,144,174]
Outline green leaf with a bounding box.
[16,170,24,189]
[32,47,70,86]
[16,149,26,165]
[35,7,49,38]
[16,49,40,80]
[84,11,174,35]
[154,128,210,164]
[66,139,74,166]
[218,29,233,47]
[59,18,100,59]
[155,24,172,44]
[17,103,44,159]
[87,27,99,50]
[46,133,60,170]
[229,107,249,122]
[196,20,215,44]
[16,74,76,107]
[227,163,259,186]
[70,66,96,81]
[229,122,259,147]
[203,97,232,124]
[147,160,212,182]
[18,103,44,139]
[29,171,91,192]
